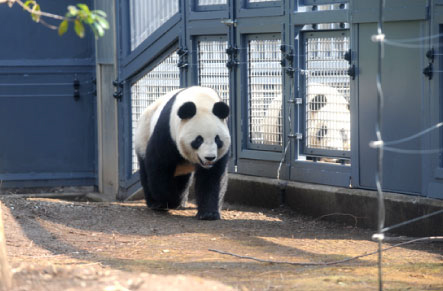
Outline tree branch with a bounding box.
[12,0,66,21]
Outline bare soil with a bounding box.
[1,196,442,290]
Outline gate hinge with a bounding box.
[347,64,356,80]
[226,46,238,56]
[113,79,124,101]
[423,63,433,80]
[226,60,238,69]
[177,48,189,68]
[177,48,188,56]
[226,45,238,70]
[426,48,434,63]
[344,49,352,64]
[286,67,295,77]
[73,77,80,101]
[281,46,294,77]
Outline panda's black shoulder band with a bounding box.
[178,101,197,119]
[212,102,230,119]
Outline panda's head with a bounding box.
[307,83,350,151]
[174,96,231,169]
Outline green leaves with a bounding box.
[23,0,41,22]
[13,1,109,39]
[74,20,85,38]
[59,3,109,39]
[58,19,68,36]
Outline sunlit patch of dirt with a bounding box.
[1,197,442,290]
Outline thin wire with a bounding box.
[381,146,442,155]
[373,0,386,290]
[382,209,443,233]
[370,122,443,147]
[277,71,295,181]
[277,98,291,181]
[383,39,430,49]
[384,33,443,43]
[208,236,443,267]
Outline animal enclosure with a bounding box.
[115,0,443,201]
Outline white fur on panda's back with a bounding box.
[134,89,183,159]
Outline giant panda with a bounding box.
[134,86,231,220]
[306,83,350,152]
[261,94,282,145]
[261,83,350,154]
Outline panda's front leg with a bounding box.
[194,154,229,220]
[145,160,176,210]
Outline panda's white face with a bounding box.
[177,112,230,169]
[171,88,231,169]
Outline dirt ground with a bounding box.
[1,196,442,290]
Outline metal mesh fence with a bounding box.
[131,52,180,173]
[197,40,229,105]
[130,0,179,50]
[247,38,283,147]
[304,35,350,153]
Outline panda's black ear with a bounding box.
[178,102,197,120]
[212,102,230,119]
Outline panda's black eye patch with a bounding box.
[309,94,328,111]
[215,135,223,149]
[191,135,204,149]
[317,125,328,141]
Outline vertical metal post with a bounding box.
[95,0,120,200]
[373,0,386,290]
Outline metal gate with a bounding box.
[0,0,97,189]
[115,0,443,200]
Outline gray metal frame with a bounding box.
[422,1,443,199]
[244,33,284,152]
[234,13,286,178]
[289,1,352,187]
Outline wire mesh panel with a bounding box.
[247,37,283,147]
[198,0,227,5]
[131,52,180,172]
[304,33,350,155]
[129,0,179,50]
[197,39,229,104]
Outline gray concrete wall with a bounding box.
[225,174,443,237]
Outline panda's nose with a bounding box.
[205,156,216,162]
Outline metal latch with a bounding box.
[288,133,303,140]
[221,19,237,27]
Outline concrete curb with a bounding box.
[225,174,443,237]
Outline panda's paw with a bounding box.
[197,211,221,220]
[148,202,169,211]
